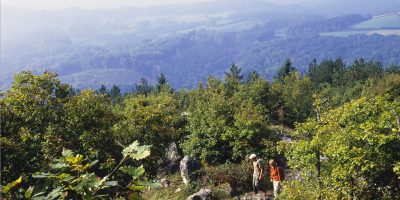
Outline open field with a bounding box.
[321,13,400,37]
[352,13,400,29]
[320,29,400,37]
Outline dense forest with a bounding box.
[1,57,399,199]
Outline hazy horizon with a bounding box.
[3,0,212,10]
[1,0,400,90]
[4,0,399,11]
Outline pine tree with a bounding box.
[109,84,121,98]
[275,58,296,81]
[225,64,243,80]
[156,73,168,92]
[135,78,153,95]
[225,64,243,96]
[98,84,107,94]
[246,70,261,83]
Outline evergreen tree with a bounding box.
[156,73,170,92]
[345,58,383,84]
[246,70,261,83]
[98,84,107,94]
[135,78,153,95]
[307,58,346,88]
[225,64,243,96]
[225,64,243,80]
[275,58,296,81]
[307,58,318,87]
[109,84,121,98]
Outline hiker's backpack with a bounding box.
[278,166,285,181]
[257,159,264,172]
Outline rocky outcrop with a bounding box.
[159,142,182,176]
[180,156,202,185]
[187,188,212,200]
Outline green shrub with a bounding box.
[205,162,255,195]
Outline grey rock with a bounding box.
[187,188,212,200]
[180,156,202,185]
[159,142,182,176]
[165,142,181,163]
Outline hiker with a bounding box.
[269,159,284,198]
[249,153,263,194]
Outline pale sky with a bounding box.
[2,0,213,10]
[4,0,396,11]
[1,0,312,10]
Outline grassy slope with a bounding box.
[321,13,400,37]
[352,13,400,29]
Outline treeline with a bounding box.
[1,58,399,199]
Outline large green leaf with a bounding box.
[73,173,97,193]
[122,141,151,160]
[73,173,117,194]
[120,166,145,178]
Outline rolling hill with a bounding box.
[1,1,400,91]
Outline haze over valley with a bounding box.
[1,0,400,90]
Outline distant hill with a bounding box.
[1,1,400,91]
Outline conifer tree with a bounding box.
[98,84,107,94]
[109,84,121,98]
[225,64,243,96]
[275,58,296,81]
[156,73,170,92]
[135,78,153,95]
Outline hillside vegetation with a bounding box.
[1,58,399,199]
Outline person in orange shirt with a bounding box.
[269,159,284,198]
